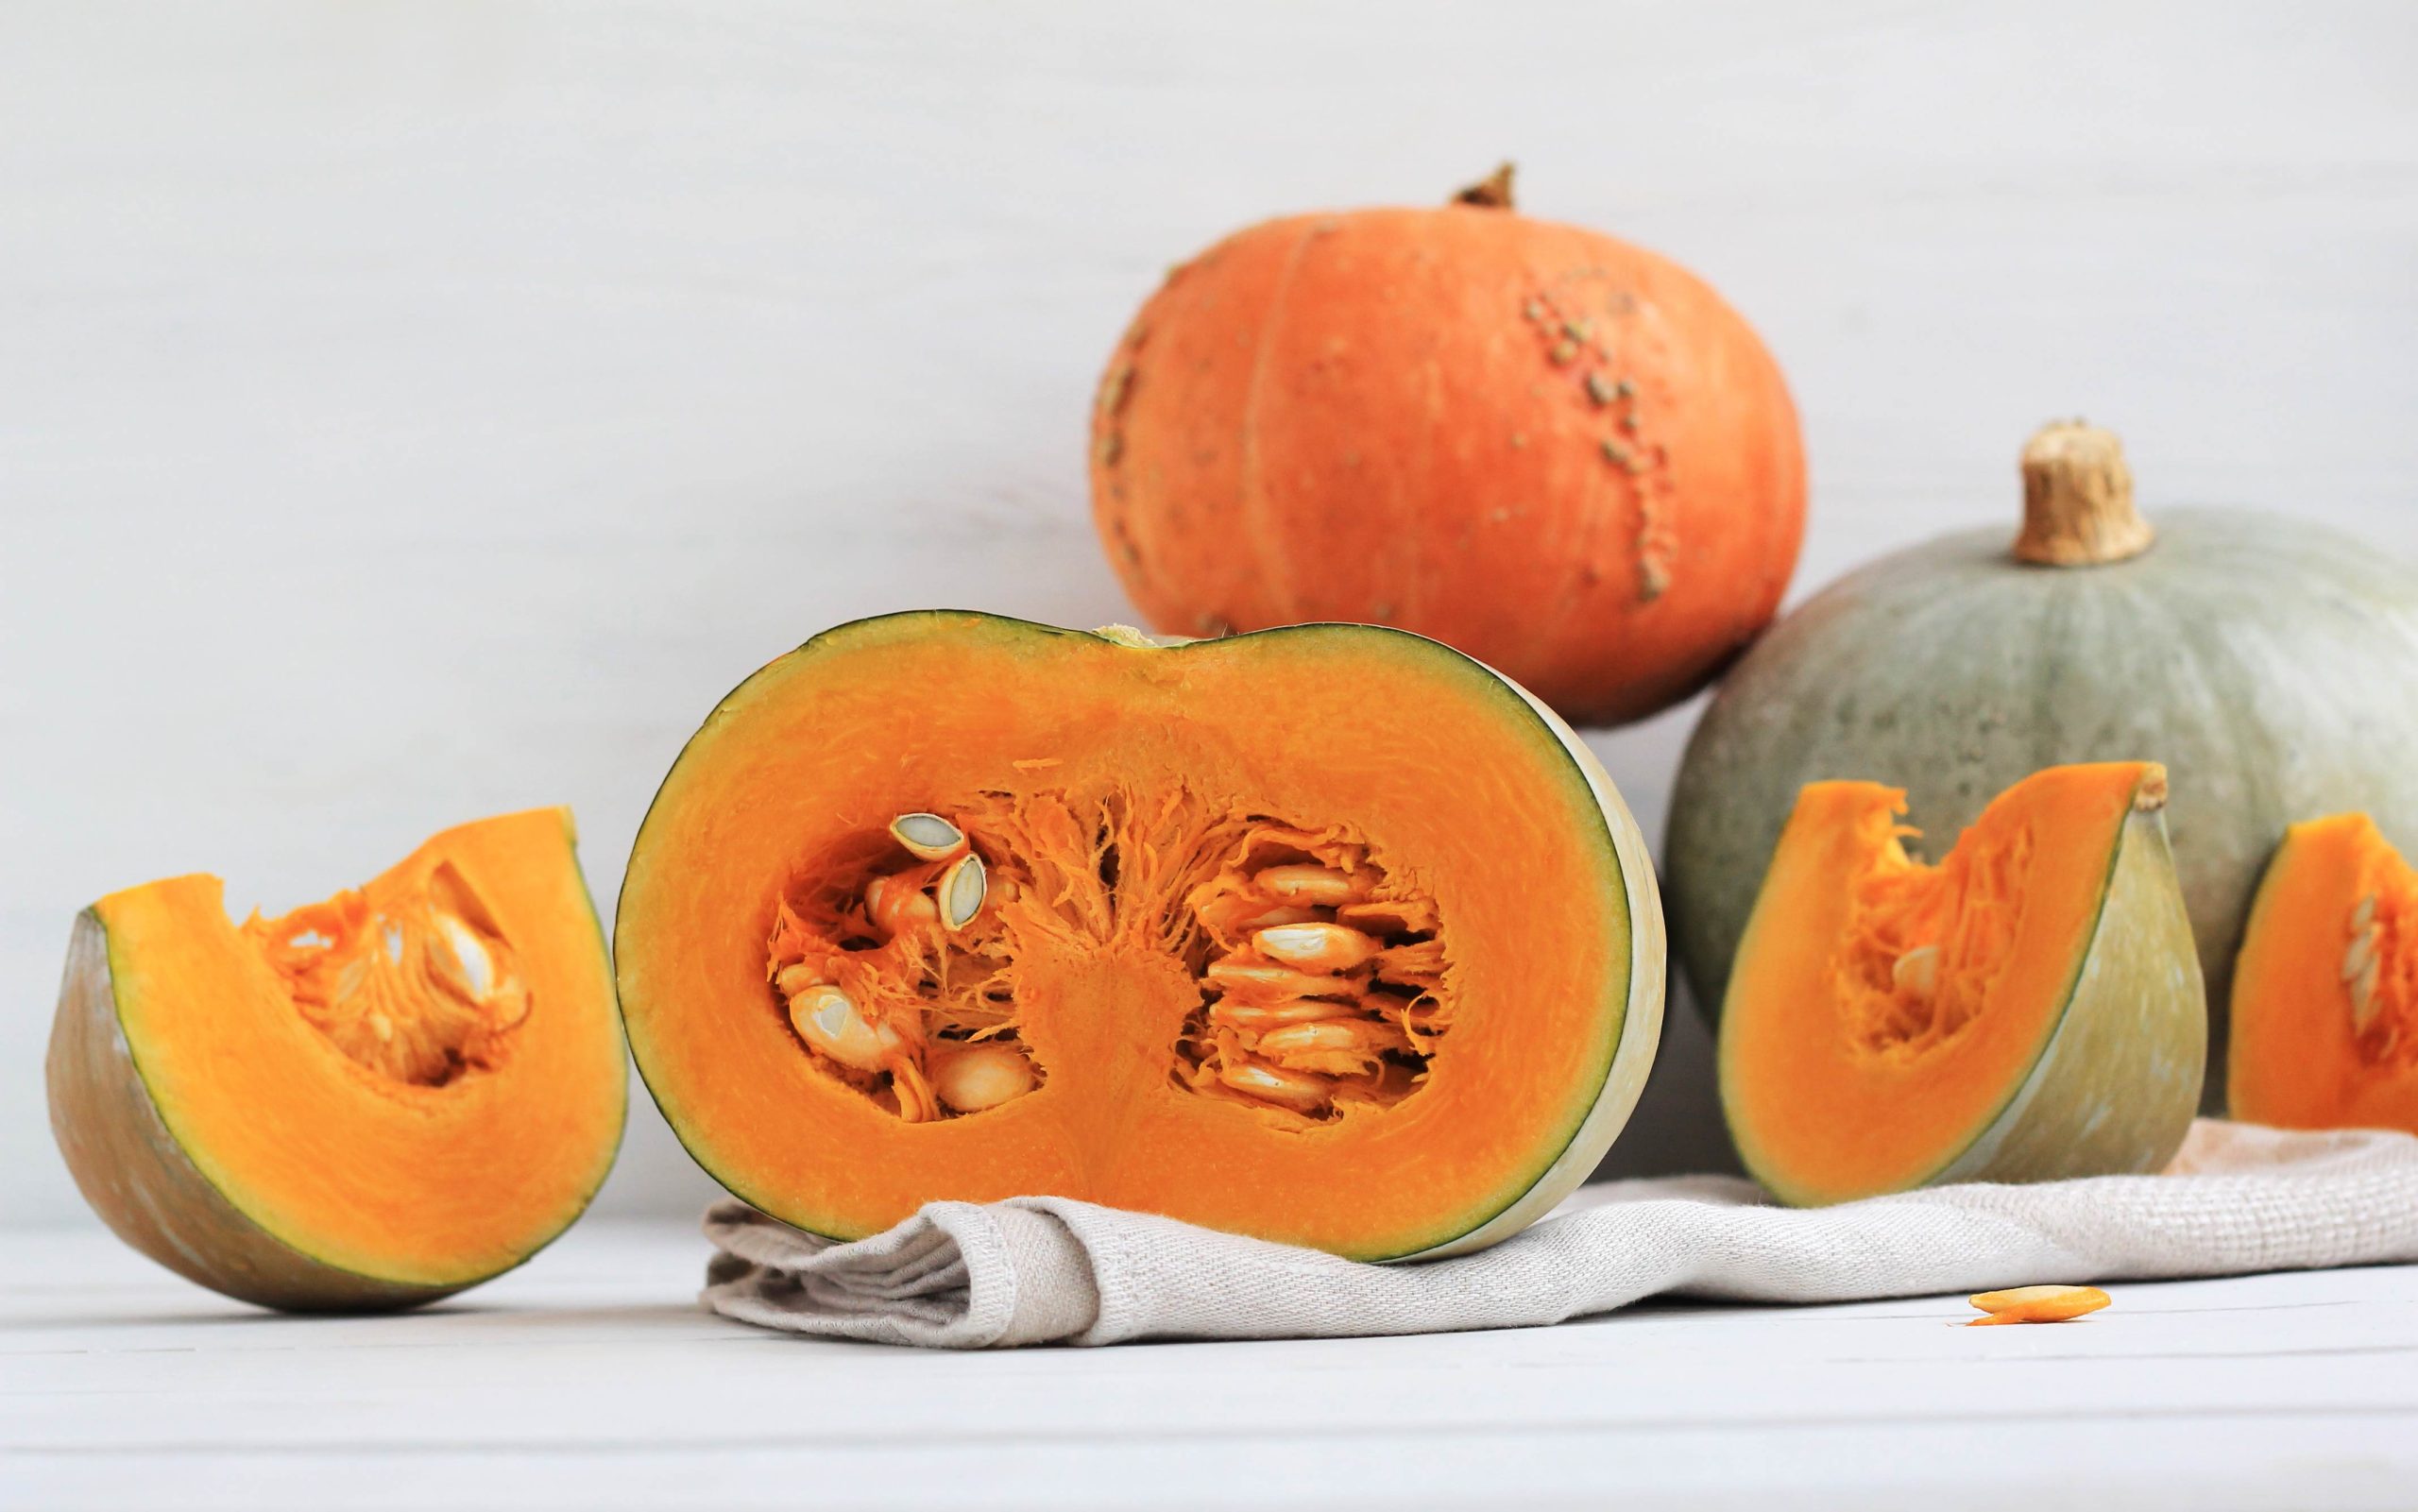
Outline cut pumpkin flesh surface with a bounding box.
[46,809,626,1308]
[2231,814,2417,1132]
[615,613,1665,1261]
[1721,762,2205,1207]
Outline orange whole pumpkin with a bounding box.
[1089,165,1807,727]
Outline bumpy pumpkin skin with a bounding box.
[1670,509,2418,1100]
[1090,191,1805,728]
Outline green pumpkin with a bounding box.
[1668,422,2418,1103]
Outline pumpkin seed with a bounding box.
[1255,864,1362,906]
[486,977,533,1030]
[1254,922,1381,973]
[1218,1057,1332,1113]
[938,853,987,931]
[788,984,899,1073]
[1204,957,1363,1000]
[1892,945,1942,1000]
[1255,1018,1406,1058]
[1967,1284,2110,1326]
[2342,926,2377,984]
[930,1043,1036,1113]
[1197,894,1321,937]
[2350,955,2382,1034]
[865,872,940,937]
[2352,895,2377,934]
[890,812,968,861]
[1208,997,1358,1031]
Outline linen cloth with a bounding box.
[700,1120,2418,1349]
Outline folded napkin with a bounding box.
[700,1120,2418,1349]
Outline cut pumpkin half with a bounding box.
[1720,762,2205,1207]
[46,809,626,1311]
[615,612,1665,1261]
[2230,814,2417,1134]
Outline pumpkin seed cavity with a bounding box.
[1835,815,2037,1062]
[241,859,532,1088]
[2344,888,2410,1062]
[765,792,1453,1126]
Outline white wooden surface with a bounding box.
[5,1,2417,1229]
[6,1222,2416,1511]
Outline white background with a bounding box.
[4,1,2413,1228]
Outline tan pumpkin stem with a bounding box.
[2016,420,2155,568]
[1452,162,1517,211]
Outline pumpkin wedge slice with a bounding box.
[46,809,626,1311]
[2230,814,2417,1133]
[615,612,1665,1261]
[1720,762,2205,1207]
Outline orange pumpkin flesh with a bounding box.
[1090,174,1805,728]
[615,613,1665,1261]
[2230,814,2417,1133]
[46,809,626,1310]
[1721,763,2205,1206]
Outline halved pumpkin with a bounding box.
[46,809,626,1311]
[2230,814,2416,1133]
[1720,762,2205,1207]
[615,612,1664,1260]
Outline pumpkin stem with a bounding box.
[1452,162,1517,211]
[2015,420,2155,568]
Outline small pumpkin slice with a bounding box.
[2230,814,2416,1133]
[45,809,626,1311]
[1720,762,2205,1207]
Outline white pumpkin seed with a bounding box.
[2342,926,2378,984]
[1254,922,1381,973]
[1218,1057,1331,1113]
[2349,957,2382,1035]
[788,984,898,1072]
[1208,997,1357,1031]
[1892,945,1941,1000]
[1255,864,1361,906]
[931,1043,1035,1113]
[890,811,967,861]
[938,853,987,931]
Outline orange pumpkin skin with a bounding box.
[1090,186,1806,727]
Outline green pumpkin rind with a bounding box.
[1670,508,2418,1104]
[1722,777,2206,1206]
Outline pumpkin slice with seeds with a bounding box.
[45,809,626,1311]
[2230,814,2417,1134]
[615,612,1665,1261]
[1720,762,2205,1207]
